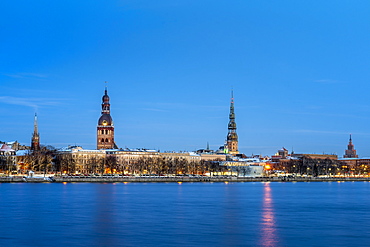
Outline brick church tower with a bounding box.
[97,86,117,149]
[31,113,40,151]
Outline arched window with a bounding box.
[105,138,108,143]
[101,138,104,143]
[105,130,108,135]
[101,130,104,135]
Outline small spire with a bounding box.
[104,81,108,95]
[349,134,352,142]
[31,113,40,151]
[228,89,236,124]
[34,113,38,134]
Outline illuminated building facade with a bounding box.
[59,146,226,174]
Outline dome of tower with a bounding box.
[102,87,110,103]
[98,114,113,126]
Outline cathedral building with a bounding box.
[226,91,239,155]
[97,86,117,149]
[344,134,358,158]
[31,113,40,151]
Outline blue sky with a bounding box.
[1,0,370,156]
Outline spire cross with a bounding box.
[104,81,108,94]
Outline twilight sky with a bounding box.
[1,0,370,156]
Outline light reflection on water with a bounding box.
[260,183,279,247]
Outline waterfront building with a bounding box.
[58,146,106,174]
[266,147,344,176]
[339,157,370,175]
[97,86,117,149]
[31,113,40,151]
[225,91,239,155]
[291,153,338,160]
[56,146,226,174]
[220,158,265,177]
[344,134,358,158]
[0,144,17,173]
[0,144,16,158]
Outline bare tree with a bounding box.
[105,155,118,174]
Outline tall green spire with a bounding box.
[228,90,236,130]
[226,90,238,155]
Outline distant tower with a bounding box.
[31,113,40,151]
[97,85,117,149]
[226,90,239,155]
[344,134,358,158]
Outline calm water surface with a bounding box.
[1,182,369,247]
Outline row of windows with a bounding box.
[99,129,112,135]
[72,155,104,158]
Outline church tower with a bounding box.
[344,134,358,158]
[97,86,117,149]
[226,91,239,155]
[31,113,40,151]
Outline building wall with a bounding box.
[97,126,115,149]
[60,148,227,174]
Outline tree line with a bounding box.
[9,146,227,175]
[269,157,369,176]
[54,155,227,176]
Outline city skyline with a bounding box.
[1,1,370,156]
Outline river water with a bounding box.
[1,182,369,247]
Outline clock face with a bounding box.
[102,120,108,126]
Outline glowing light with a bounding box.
[265,164,271,170]
[260,183,279,246]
